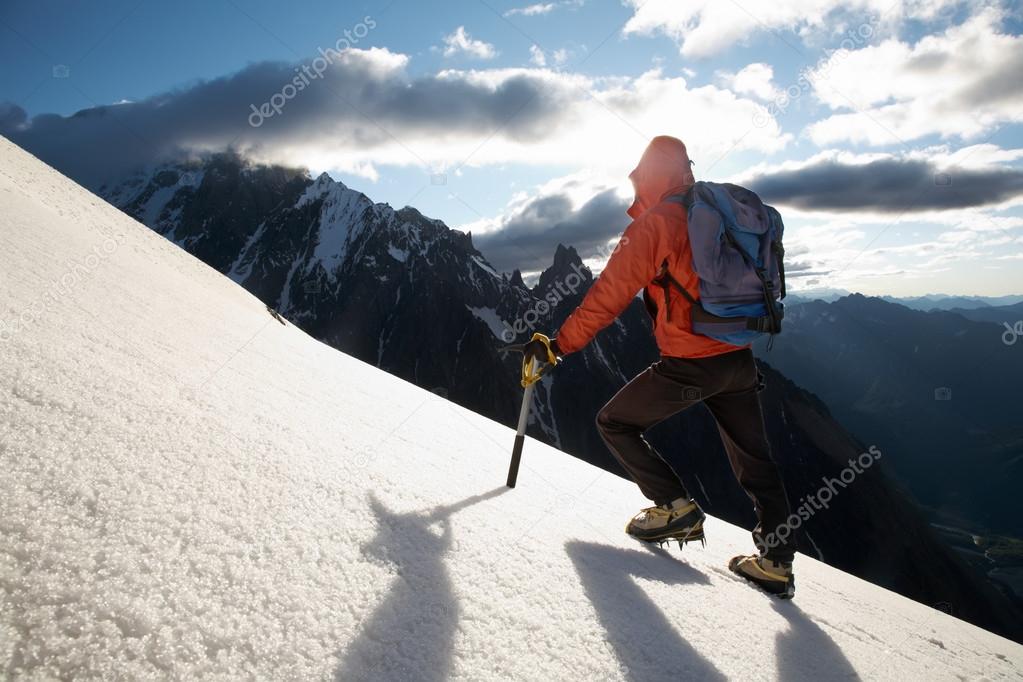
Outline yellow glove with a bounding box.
[521,333,560,387]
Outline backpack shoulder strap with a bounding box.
[653,259,698,316]
[662,184,696,209]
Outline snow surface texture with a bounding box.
[1,135,1021,681]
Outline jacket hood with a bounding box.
[627,136,695,220]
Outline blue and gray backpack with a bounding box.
[657,181,786,348]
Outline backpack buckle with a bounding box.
[747,315,782,334]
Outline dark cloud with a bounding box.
[959,49,1023,108]
[749,157,1023,212]
[476,153,1023,276]
[473,188,630,273]
[0,51,570,189]
[0,103,27,130]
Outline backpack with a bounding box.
[656,181,786,348]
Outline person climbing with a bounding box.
[522,135,795,598]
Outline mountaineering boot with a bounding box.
[626,497,705,546]
[728,555,795,599]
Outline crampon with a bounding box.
[626,498,707,549]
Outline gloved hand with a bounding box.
[523,333,561,367]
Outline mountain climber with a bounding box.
[523,135,795,598]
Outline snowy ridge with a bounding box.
[2,137,1022,680]
[301,175,373,279]
[226,221,267,284]
[100,165,205,239]
[466,305,508,340]
[100,154,508,315]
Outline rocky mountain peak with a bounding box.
[534,243,592,296]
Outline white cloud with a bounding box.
[621,0,960,58]
[441,26,498,60]
[504,0,584,17]
[942,144,1023,168]
[551,48,571,66]
[806,8,1023,146]
[505,2,556,16]
[6,48,789,187]
[776,208,1023,294]
[718,63,779,101]
[413,66,790,175]
[529,45,573,68]
[529,45,546,67]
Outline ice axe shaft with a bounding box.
[507,380,534,488]
[501,342,550,489]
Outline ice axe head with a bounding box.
[497,333,556,386]
[499,341,549,387]
[499,342,526,356]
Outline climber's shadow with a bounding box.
[566,541,727,682]
[333,487,507,682]
[773,600,861,680]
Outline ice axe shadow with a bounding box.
[333,487,508,681]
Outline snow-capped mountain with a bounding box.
[99,151,622,446]
[3,134,1022,681]
[87,150,1023,642]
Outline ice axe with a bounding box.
[501,334,557,488]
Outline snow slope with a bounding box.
[1,135,1021,681]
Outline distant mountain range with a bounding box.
[789,289,1023,310]
[883,294,1023,311]
[754,294,1023,611]
[87,152,1023,641]
[754,294,1022,538]
[946,301,1023,325]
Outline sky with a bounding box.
[1,0,1022,296]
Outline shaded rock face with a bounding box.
[102,154,1023,642]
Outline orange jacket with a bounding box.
[556,136,742,359]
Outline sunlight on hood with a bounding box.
[627,135,695,219]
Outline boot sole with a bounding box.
[728,557,795,599]
[627,526,706,547]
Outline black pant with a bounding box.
[596,348,794,562]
